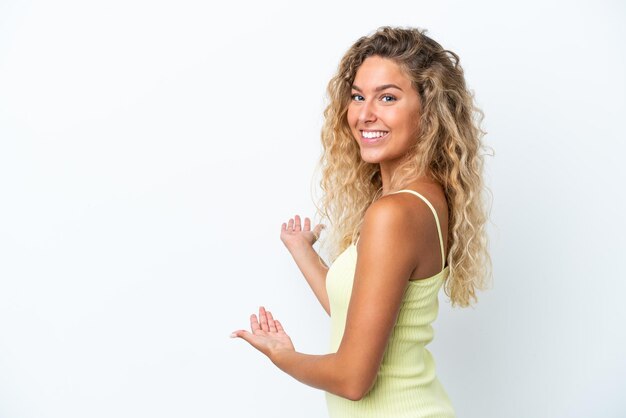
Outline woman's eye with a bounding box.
[381,95,397,102]
[351,93,364,101]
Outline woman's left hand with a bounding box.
[230,306,295,359]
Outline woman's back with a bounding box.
[325,189,456,418]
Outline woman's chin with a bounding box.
[359,150,383,164]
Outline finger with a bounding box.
[250,314,261,333]
[287,218,294,231]
[304,217,311,231]
[259,306,269,332]
[230,329,247,338]
[275,320,285,333]
[281,222,287,231]
[230,330,255,346]
[266,311,277,333]
[294,215,301,231]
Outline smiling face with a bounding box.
[347,55,421,168]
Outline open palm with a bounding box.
[230,306,295,358]
[280,214,325,251]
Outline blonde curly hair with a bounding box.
[312,26,493,308]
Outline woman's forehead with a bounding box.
[352,56,412,90]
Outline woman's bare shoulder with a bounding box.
[360,182,448,253]
[360,192,424,247]
[368,182,447,219]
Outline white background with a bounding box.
[1,1,625,417]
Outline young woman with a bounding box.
[231,26,492,417]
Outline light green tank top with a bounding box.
[325,189,456,418]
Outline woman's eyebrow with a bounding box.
[351,83,404,92]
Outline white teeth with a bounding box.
[362,131,388,139]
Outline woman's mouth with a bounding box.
[360,130,389,144]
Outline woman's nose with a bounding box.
[358,101,377,123]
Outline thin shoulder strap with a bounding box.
[390,189,446,270]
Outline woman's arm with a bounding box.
[287,243,330,316]
[280,215,330,315]
[234,196,423,400]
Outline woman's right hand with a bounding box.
[280,215,325,252]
